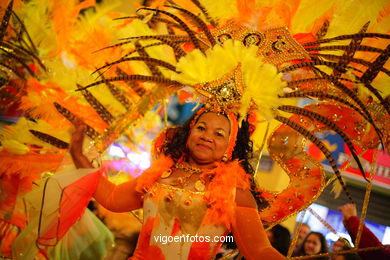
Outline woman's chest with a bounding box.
[144,183,208,234]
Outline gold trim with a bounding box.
[287,210,307,258]
[355,149,377,249]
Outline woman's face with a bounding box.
[304,233,322,255]
[332,239,346,252]
[186,112,230,167]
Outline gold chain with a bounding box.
[175,163,203,174]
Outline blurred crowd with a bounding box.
[214,203,389,260]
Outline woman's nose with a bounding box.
[201,133,212,142]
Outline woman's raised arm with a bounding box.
[69,119,143,212]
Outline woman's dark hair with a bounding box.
[270,224,291,256]
[295,231,329,260]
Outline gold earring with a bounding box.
[222,153,228,162]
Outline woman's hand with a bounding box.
[70,118,85,156]
[69,118,93,168]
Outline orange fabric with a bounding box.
[188,240,211,260]
[0,219,19,258]
[171,217,181,237]
[0,150,64,179]
[0,174,28,228]
[232,206,285,260]
[38,169,103,246]
[130,217,164,260]
[93,175,143,212]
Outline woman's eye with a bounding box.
[216,132,225,137]
[196,125,205,130]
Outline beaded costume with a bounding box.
[0,0,389,259]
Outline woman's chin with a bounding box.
[190,156,216,166]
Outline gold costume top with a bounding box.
[131,183,229,260]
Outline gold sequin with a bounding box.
[161,169,172,178]
[194,180,206,192]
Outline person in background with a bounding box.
[331,237,361,260]
[294,231,329,260]
[332,238,351,253]
[339,203,390,260]
[293,222,311,255]
[266,224,291,256]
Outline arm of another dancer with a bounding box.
[70,119,143,212]
[232,189,285,260]
[340,203,390,260]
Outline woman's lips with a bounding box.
[197,143,212,150]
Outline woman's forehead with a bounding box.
[197,112,231,130]
[307,234,320,241]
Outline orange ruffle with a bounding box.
[0,219,19,258]
[203,160,250,228]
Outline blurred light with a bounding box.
[325,232,352,245]
[139,152,151,170]
[108,145,126,158]
[127,151,151,170]
[383,227,390,244]
[127,152,140,164]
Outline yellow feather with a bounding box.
[326,0,389,36]
[172,40,285,120]
[199,0,238,21]
[1,140,30,155]
[0,118,65,149]
[15,0,57,56]
[331,179,343,199]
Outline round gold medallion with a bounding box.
[194,180,205,192]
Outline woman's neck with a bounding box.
[186,157,219,170]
